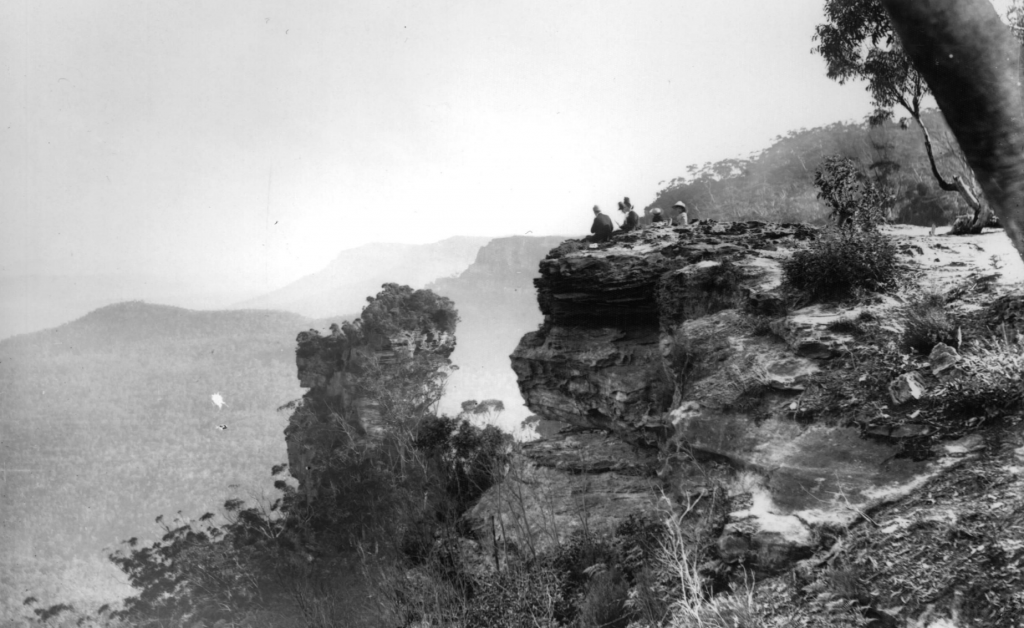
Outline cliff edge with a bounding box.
[474,221,1024,594]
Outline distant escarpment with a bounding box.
[428,235,566,422]
[475,221,1024,584]
[236,236,490,318]
[429,235,567,296]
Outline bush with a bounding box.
[814,155,890,231]
[826,316,865,335]
[937,334,1024,419]
[783,229,899,302]
[578,569,629,628]
[902,293,957,354]
[414,414,511,517]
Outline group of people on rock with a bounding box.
[587,198,689,243]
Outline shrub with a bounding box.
[782,229,899,302]
[826,316,865,335]
[414,414,511,517]
[463,557,566,628]
[902,293,957,354]
[937,334,1024,419]
[814,155,889,231]
[658,508,764,628]
[360,283,459,345]
[578,568,630,628]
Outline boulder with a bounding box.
[929,342,964,381]
[889,371,926,405]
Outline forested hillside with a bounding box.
[649,111,972,227]
[0,303,309,619]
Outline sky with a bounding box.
[0,0,882,297]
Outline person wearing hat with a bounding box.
[615,199,639,234]
[589,205,613,243]
[673,201,689,225]
[651,207,666,225]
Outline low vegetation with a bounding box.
[935,332,1024,422]
[781,154,901,304]
[782,229,899,303]
[902,293,958,354]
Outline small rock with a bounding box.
[718,515,814,574]
[796,340,833,360]
[889,371,926,405]
[671,401,701,426]
[943,434,985,456]
[864,423,932,440]
[929,343,964,381]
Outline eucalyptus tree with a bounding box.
[813,0,992,231]
[876,0,1024,259]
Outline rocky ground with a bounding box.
[471,221,1024,627]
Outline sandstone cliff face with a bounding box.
[475,222,1024,574]
[511,222,814,436]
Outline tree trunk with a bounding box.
[882,0,1024,260]
[912,114,990,233]
[952,175,993,231]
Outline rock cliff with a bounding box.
[285,284,457,491]
[474,222,1024,579]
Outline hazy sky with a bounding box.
[0,0,882,293]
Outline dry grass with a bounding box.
[902,293,957,354]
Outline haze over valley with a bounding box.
[8,0,1024,625]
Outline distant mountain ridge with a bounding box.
[0,236,565,615]
[0,301,310,354]
[0,301,310,617]
[233,236,492,318]
[0,274,266,341]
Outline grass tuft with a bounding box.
[902,293,957,355]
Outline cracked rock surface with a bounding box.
[475,222,1024,576]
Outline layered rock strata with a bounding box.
[511,222,815,436]
[483,222,1012,574]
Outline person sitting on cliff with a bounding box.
[588,205,613,243]
[613,200,639,235]
[673,201,689,226]
[650,207,666,225]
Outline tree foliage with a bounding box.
[106,410,511,626]
[814,0,921,123]
[814,155,889,230]
[649,118,968,227]
[99,285,517,626]
[813,0,991,230]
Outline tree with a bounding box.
[813,0,992,232]
[285,284,461,550]
[876,0,1024,259]
[814,155,889,230]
